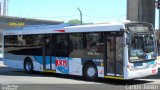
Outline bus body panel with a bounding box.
[3,53,105,77]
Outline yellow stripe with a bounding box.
[43,70,56,73]
[104,76,124,80]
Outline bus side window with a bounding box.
[69,33,84,58]
[57,41,65,49]
[84,33,104,58]
[55,34,69,57]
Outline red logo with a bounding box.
[152,69,156,74]
[56,59,68,69]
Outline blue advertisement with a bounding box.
[55,57,70,74]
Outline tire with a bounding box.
[83,63,98,81]
[24,58,33,73]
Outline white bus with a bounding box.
[2,21,158,80]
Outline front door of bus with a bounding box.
[105,33,123,77]
[42,34,55,71]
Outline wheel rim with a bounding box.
[87,66,96,77]
[26,62,31,71]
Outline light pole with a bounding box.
[78,8,82,25]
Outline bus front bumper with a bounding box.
[125,67,158,79]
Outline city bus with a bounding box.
[2,21,158,80]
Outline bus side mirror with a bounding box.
[126,37,130,45]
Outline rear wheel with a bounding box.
[24,58,33,73]
[83,63,98,81]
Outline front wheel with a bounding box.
[24,59,33,73]
[83,63,98,81]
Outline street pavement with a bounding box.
[0,60,160,90]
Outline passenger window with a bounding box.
[84,33,104,59]
[69,33,83,58]
[55,34,69,57]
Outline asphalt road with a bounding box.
[0,60,160,90]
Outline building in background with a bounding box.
[0,0,8,16]
[127,0,155,27]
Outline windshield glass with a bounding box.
[129,33,156,62]
[125,23,156,62]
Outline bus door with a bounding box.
[105,32,123,77]
[42,34,55,71]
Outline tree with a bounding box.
[67,19,81,24]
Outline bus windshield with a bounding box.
[129,33,156,62]
[125,23,156,62]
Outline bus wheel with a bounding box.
[83,63,98,81]
[24,58,33,73]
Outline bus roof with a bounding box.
[3,23,126,35]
